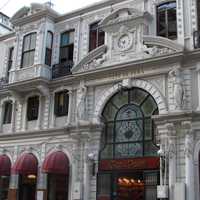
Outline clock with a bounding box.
[118,34,132,50]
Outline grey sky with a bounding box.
[0,0,103,17]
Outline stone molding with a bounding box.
[93,78,167,123]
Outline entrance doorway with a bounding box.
[18,175,37,200]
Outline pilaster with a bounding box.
[183,121,195,200]
[0,103,3,133]
[67,90,73,125]
[11,100,16,132]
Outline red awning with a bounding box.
[12,153,38,175]
[0,155,11,176]
[42,151,69,175]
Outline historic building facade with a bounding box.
[0,12,12,35]
[0,0,200,200]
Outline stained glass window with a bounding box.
[100,88,158,159]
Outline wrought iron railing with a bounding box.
[52,60,73,79]
[193,30,200,49]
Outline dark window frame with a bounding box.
[157,1,177,39]
[89,21,105,52]
[27,96,39,121]
[3,101,12,124]
[21,32,37,68]
[45,31,53,66]
[54,90,69,117]
[59,30,74,64]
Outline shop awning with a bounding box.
[12,153,38,175]
[0,155,11,176]
[42,151,69,175]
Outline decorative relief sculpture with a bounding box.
[77,83,88,123]
[169,67,185,110]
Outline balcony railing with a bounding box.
[193,30,200,49]
[52,60,73,79]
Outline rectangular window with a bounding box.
[89,22,105,52]
[54,90,69,117]
[59,31,74,64]
[45,31,53,66]
[21,33,36,68]
[157,2,177,39]
[27,96,39,121]
[3,101,12,124]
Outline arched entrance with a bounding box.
[42,151,69,200]
[12,153,38,200]
[97,87,160,200]
[0,155,11,200]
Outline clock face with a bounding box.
[118,34,131,50]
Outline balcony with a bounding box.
[52,61,73,79]
[9,64,51,84]
[193,30,200,49]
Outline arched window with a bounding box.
[3,101,12,124]
[27,96,39,121]
[157,1,177,39]
[100,87,158,160]
[98,88,159,200]
[21,32,37,68]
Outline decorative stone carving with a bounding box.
[77,83,88,123]
[169,67,185,110]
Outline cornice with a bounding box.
[56,0,128,22]
[0,32,15,41]
[11,9,59,26]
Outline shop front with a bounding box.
[97,87,160,200]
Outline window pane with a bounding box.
[23,35,30,51]
[144,118,152,140]
[3,102,12,124]
[54,91,69,117]
[111,91,128,108]
[144,141,158,156]
[46,32,53,49]
[29,51,35,66]
[22,52,29,67]
[30,33,36,50]
[157,11,166,37]
[115,120,143,143]
[97,174,111,197]
[130,89,148,105]
[168,6,177,39]
[141,96,157,117]
[27,96,39,121]
[115,143,143,158]
[61,32,69,46]
[102,102,118,121]
[100,144,113,159]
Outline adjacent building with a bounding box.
[0,12,12,35]
[0,0,199,200]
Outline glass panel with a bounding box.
[97,174,111,197]
[69,31,74,44]
[27,96,39,121]
[157,10,166,37]
[130,89,148,105]
[100,145,113,159]
[168,5,177,39]
[61,32,69,46]
[46,32,53,49]
[116,104,142,120]
[111,91,128,108]
[115,120,143,142]
[0,176,10,200]
[103,102,118,121]
[30,33,36,50]
[115,143,143,158]
[144,118,152,140]
[141,96,157,117]
[29,51,35,66]
[23,35,30,51]
[3,102,12,124]
[106,122,114,143]
[144,141,158,156]
[22,52,29,67]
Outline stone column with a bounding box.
[0,103,4,133]
[11,100,16,132]
[21,100,27,131]
[67,90,73,125]
[197,65,200,111]
[50,93,55,128]
[8,174,19,200]
[36,96,42,130]
[183,122,195,200]
[37,166,48,200]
